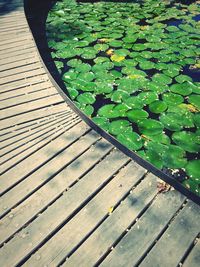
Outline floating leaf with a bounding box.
[117,132,143,151]
[149,100,168,114]
[108,120,131,135]
[138,119,164,136]
[77,93,96,105]
[172,131,200,153]
[185,160,200,182]
[127,109,149,123]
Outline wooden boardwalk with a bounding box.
[0,0,200,266]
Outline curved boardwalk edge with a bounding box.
[0,0,199,266]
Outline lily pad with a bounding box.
[92,117,109,131]
[172,131,200,153]
[117,131,143,151]
[127,109,149,123]
[77,92,96,105]
[149,100,168,114]
[138,119,164,136]
[170,83,192,96]
[185,160,200,182]
[108,120,131,135]
[163,145,187,169]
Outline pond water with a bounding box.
[46,0,200,196]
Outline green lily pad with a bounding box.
[185,160,200,182]
[94,43,109,51]
[152,73,172,85]
[66,87,78,99]
[95,81,113,94]
[80,105,94,116]
[139,60,155,70]
[162,93,184,105]
[78,72,95,82]
[170,83,193,96]
[77,92,96,105]
[111,90,130,103]
[138,92,158,105]
[98,104,122,118]
[172,131,200,153]
[117,131,143,151]
[149,100,168,114]
[108,120,131,135]
[188,94,200,110]
[138,119,164,136]
[62,70,78,82]
[67,58,82,67]
[175,74,192,83]
[163,145,187,169]
[145,148,163,169]
[75,63,91,73]
[92,117,109,131]
[124,97,144,109]
[127,109,149,123]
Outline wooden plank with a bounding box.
[0,121,88,194]
[139,201,200,267]
[0,62,42,78]
[0,87,58,109]
[0,111,71,146]
[183,240,200,267]
[0,53,38,68]
[0,24,29,33]
[0,102,68,130]
[0,113,77,158]
[0,110,69,142]
[99,191,185,267]
[0,37,33,50]
[0,150,128,267]
[63,173,157,267]
[0,131,100,215]
[0,94,64,120]
[0,34,32,46]
[0,81,52,101]
[0,47,36,60]
[0,57,39,72]
[0,74,49,93]
[25,161,147,267]
[0,67,45,86]
[0,139,112,245]
[0,117,80,175]
[0,41,35,55]
[0,28,30,38]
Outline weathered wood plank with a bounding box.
[0,112,71,147]
[0,102,68,130]
[0,110,68,139]
[140,201,200,267]
[0,129,99,216]
[0,150,128,267]
[0,113,77,158]
[26,161,147,267]
[0,81,52,101]
[64,173,157,267]
[0,139,112,246]
[183,240,200,267]
[0,57,40,72]
[0,62,42,78]
[0,121,88,194]
[0,87,57,109]
[0,117,80,175]
[0,47,36,60]
[0,94,64,120]
[0,74,49,93]
[99,191,185,267]
[0,51,37,66]
[0,67,46,85]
